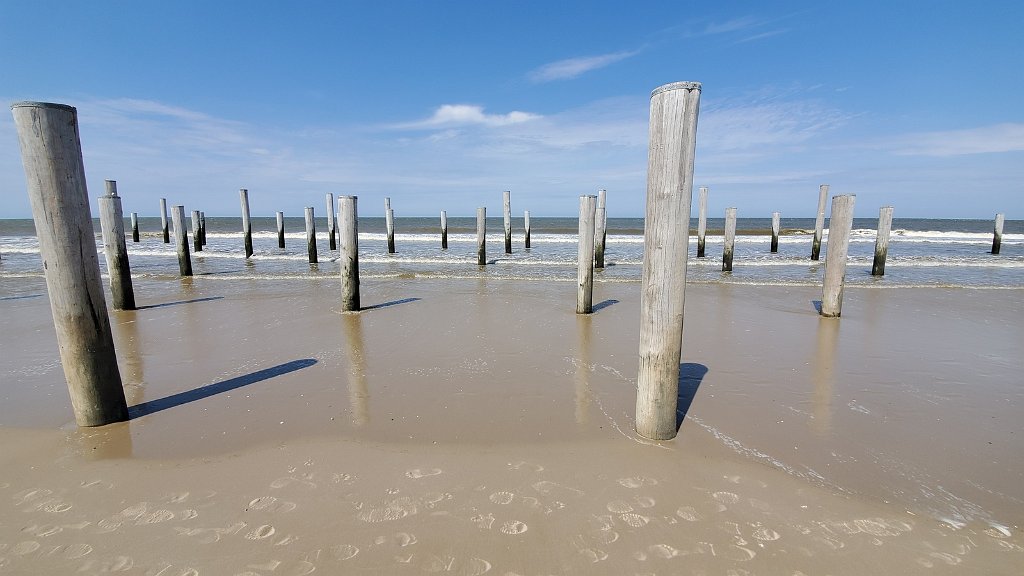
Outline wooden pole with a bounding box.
[722,207,737,272]
[524,210,531,249]
[11,101,129,427]
[440,210,448,249]
[130,212,139,242]
[385,198,395,254]
[200,211,207,246]
[770,211,780,253]
[821,194,856,317]
[305,206,318,264]
[503,190,512,254]
[696,186,708,257]
[240,188,253,258]
[191,210,203,252]
[595,189,607,269]
[326,193,337,251]
[872,206,894,276]
[171,205,192,276]
[811,184,829,260]
[98,180,136,311]
[577,195,597,314]
[160,197,170,243]
[339,196,360,312]
[992,213,1005,255]
[477,207,487,265]
[635,81,701,441]
[276,211,285,248]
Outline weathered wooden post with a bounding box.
[722,207,737,272]
[171,205,192,276]
[577,195,598,314]
[503,190,513,254]
[11,101,129,427]
[811,184,829,260]
[440,210,448,249]
[191,210,203,252]
[240,188,253,258]
[276,211,286,248]
[524,210,531,248]
[200,211,207,246]
[821,194,856,317]
[325,193,337,251]
[385,197,396,253]
[160,197,170,243]
[635,81,701,441]
[696,186,708,257]
[98,180,136,310]
[130,212,139,242]
[872,206,894,276]
[339,196,360,312]
[476,207,487,265]
[595,189,608,269]
[305,206,318,264]
[770,211,780,253]
[992,213,1005,255]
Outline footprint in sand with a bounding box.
[405,468,443,479]
[617,476,658,489]
[245,524,276,540]
[332,544,360,561]
[332,473,356,485]
[137,509,175,524]
[607,500,633,513]
[489,491,514,505]
[676,506,702,522]
[531,480,583,497]
[246,496,297,514]
[270,476,316,490]
[163,492,190,503]
[499,520,528,535]
[471,513,496,530]
[423,492,452,509]
[588,528,619,545]
[579,547,608,563]
[712,491,740,505]
[752,526,781,542]
[12,541,40,555]
[648,544,681,559]
[507,461,545,473]
[619,513,650,528]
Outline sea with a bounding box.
[0,216,1021,292]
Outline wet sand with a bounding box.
[1,275,1022,574]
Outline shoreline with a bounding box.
[1,277,1022,573]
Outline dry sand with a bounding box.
[1,275,1022,574]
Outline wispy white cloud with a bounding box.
[888,123,1024,156]
[396,104,541,129]
[528,50,640,83]
[703,16,764,35]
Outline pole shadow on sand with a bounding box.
[135,296,225,310]
[360,297,421,311]
[676,362,709,429]
[127,358,317,419]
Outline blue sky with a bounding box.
[2,1,1022,219]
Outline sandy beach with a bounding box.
[1,275,1022,574]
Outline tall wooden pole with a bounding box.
[477,207,487,265]
[98,180,136,311]
[384,197,395,253]
[821,194,856,317]
[722,207,737,272]
[696,186,708,257]
[130,212,139,242]
[595,189,608,269]
[524,210,531,249]
[339,196,360,312]
[811,184,829,260]
[199,211,207,246]
[503,190,513,254]
[635,81,701,441]
[191,210,203,252]
[276,211,285,248]
[440,210,448,249]
[11,101,129,427]
[872,206,894,276]
[770,211,780,253]
[326,193,337,251]
[240,188,253,258]
[992,213,1005,255]
[305,206,318,264]
[577,195,598,314]
[160,197,170,243]
[171,205,192,277]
